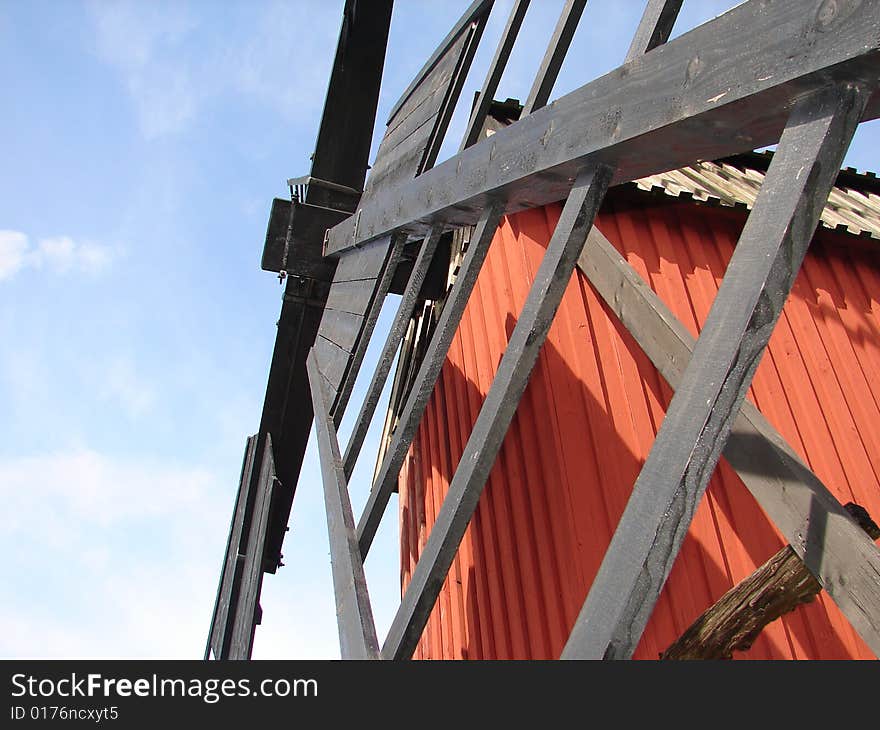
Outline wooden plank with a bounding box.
[306,0,393,208]
[332,232,407,423]
[342,227,444,481]
[263,199,350,276]
[356,204,504,558]
[307,351,380,660]
[382,164,613,660]
[317,308,365,354]
[576,223,880,658]
[314,335,352,392]
[521,0,587,115]
[326,0,880,255]
[331,236,391,283]
[386,0,494,123]
[661,504,880,660]
[205,436,256,660]
[257,0,393,577]
[228,434,276,660]
[325,279,382,316]
[420,15,487,174]
[624,0,683,61]
[367,19,486,193]
[562,82,869,660]
[460,0,531,150]
[382,46,463,152]
[207,435,256,659]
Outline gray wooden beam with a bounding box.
[562,81,869,660]
[206,435,256,659]
[382,163,613,660]
[576,224,880,658]
[460,0,531,151]
[228,434,276,660]
[522,0,588,116]
[356,204,504,558]
[331,232,407,425]
[326,0,880,256]
[307,350,380,660]
[624,0,683,61]
[342,227,444,481]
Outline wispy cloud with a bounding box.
[0,447,227,658]
[0,230,117,281]
[86,0,336,139]
[0,230,28,280]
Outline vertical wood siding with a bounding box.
[398,196,880,659]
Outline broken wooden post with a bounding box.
[661,503,880,660]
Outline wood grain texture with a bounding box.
[661,504,880,660]
[308,351,380,660]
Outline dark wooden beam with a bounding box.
[624,0,683,61]
[227,435,276,660]
[575,223,880,657]
[356,204,504,558]
[562,81,869,660]
[522,0,588,115]
[460,0,531,150]
[259,0,394,574]
[661,503,880,660]
[382,164,612,660]
[342,228,444,481]
[308,0,394,207]
[206,436,256,659]
[307,351,380,660]
[326,0,880,256]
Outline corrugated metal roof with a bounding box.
[634,152,880,240]
[399,200,880,660]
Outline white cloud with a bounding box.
[0,447,228,658]
[86,0,335,139]
[0,230,117,280]
[0,230,29,280]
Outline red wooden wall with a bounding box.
[397,194,880,659]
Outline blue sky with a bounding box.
[2,0,879,660]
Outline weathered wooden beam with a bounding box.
[206,435,256,659]
[562,82,869,660]
[330,233,406,425]
[385,0,494,124]
[259,0,394,573]
[342,228,444,481]
[326,0,880,256]
[661,504,880,660]
[356,204,504,558]
[307,350,380,660]
[382,164,613,660]
[624,0,683,61]
[308,0,394,206]
[227,434,276,660]
[460,0,531,150]
[522,0,588,115]
[576,221,880,658]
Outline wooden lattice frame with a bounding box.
[208,0,880,661]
